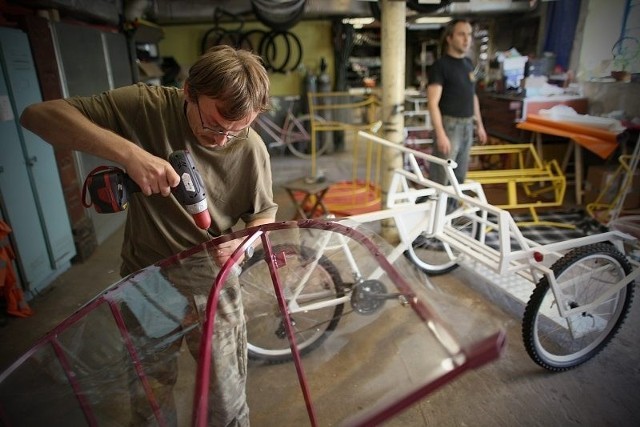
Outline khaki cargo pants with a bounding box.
[124,262,249,426]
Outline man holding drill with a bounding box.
[21,45,277,426]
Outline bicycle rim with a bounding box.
[239,245,344,364]
[404,212,478,275]
[284,114,328,159]
[523,243,634,371]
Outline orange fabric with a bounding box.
[0,220,33,317]
[517,114,619,159]
[526,114,619,142]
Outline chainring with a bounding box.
[350,280,387,315]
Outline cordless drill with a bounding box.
[82,150,211,229]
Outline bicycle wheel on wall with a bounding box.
[522,243,634,371]
[239,244,345,364]
[284,114,329,159]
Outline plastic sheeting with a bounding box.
[0,219,505,426]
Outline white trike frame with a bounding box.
[240,130,638,371]
[332,131,638,371]
[348,131,639,319]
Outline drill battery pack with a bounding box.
[80,150,210,228]
[82,166,139,213]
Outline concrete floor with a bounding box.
[1,148,639,426]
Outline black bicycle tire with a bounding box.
[281,30,302,73]
[215,31,243,49]
[252,0,306,15]
[201,27,227,54]
[259,30,302,74]
[522,243,634,372]
[238,29,268,53]
[212,7,245,33]
[260,30,291,73]
[240,244,345,364]
[251,0,307,31]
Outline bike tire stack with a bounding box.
[250,0,307,31]
[200,4,305,74]
[258,30,302,73]
[202,28,303,74]
[250,0,306,73]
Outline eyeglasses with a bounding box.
[195,99,249,142]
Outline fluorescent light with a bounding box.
[407,23,442,30]
[342,17,375,27]
[413,16,452,24]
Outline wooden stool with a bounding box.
[282,177,331,219]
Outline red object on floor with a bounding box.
[0,220,33,318]
[294,180,382,217]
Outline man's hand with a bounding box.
[213,240,239,268]
[213,219,274,268]
[436,131,451,157]
[124,150,181,196]
[213,237,256,269]
[477,123,488,145]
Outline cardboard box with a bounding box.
[584,165,640,209]
[137,61,164,78]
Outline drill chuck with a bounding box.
[169,150,211,230]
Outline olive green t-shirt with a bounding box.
[66,83,278,276]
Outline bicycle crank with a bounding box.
[350,280,404,315]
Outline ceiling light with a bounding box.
[342,17,376,29]
[413,16,453,24]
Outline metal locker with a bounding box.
[0,27,75,296]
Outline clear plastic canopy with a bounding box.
[0,219,505,426]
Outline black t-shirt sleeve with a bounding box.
[428,59,445,87]
[427,56,475,118]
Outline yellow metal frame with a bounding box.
[587,154,638,223]
[466,144,568,227]
[307,90,380,177]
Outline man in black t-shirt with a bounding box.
[427,18,487,187]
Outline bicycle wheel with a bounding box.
[239,244,345,364]
[522,243,634,371]
[284,114,328,159]
[404,205,479,276]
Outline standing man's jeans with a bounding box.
[429,115,475,186]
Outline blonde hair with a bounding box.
[185,45,271,121]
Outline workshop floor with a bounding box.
[1,147,639,426]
